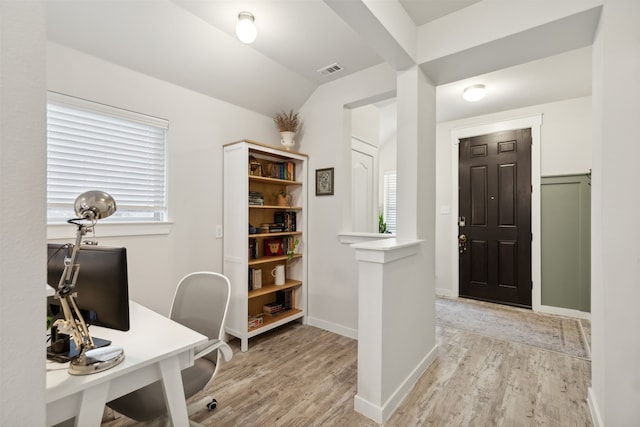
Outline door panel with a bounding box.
[351,149,374,232]
[459,129,532,308]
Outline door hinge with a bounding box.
[531,281,533,290]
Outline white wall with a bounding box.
[0,3,47,425]
[299,63,396,337]
[46,43,277,316]
[435,96,592,297]
[377,102,397,214]
[351,104,380,146]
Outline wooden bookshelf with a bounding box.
[223,140,307,352]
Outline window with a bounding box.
[47,92,168,223]
[383,171,397,233]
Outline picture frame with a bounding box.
[315,167,334,196]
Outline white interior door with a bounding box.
[351,138,377,232]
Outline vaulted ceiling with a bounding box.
[45,1,597,122]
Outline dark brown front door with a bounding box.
[458,129,532,308]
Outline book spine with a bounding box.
[288,162,294,181]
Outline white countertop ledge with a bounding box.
[337,232,395,245]
[351,238,423,264]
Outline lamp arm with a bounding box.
[54,221,96,353]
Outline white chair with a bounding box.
[107,271,233,426]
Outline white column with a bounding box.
[352,66,438,424]
[589,1,640,425]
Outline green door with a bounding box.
[541,174,591,312]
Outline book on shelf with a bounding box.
[266,161,295,181]
[249,238,258,259]
[263,302,285,316]
[251,268,262,290]
[285,211,296,231]
[269,223,285,233]
[282,236,299,256]
[248,314,263,329]
[276,289,293,310]
[273,212,296,232]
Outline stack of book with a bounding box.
[248,191,264,206]
[263,302,285,317]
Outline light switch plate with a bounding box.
[215,225,223,238]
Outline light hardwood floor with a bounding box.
[103,299,592,426]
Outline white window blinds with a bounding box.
[47,92,168,222]
[383,171,397,233]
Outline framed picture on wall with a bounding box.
[315,167,334,196]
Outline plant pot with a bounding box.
[276,194,289,206]
[280,131,295,150]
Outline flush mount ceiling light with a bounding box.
[463,84,487,102]
[236,11,257,44]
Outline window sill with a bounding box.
[47,221,173,239]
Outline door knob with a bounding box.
[458,234,468,254]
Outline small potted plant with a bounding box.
[273,189,291,207]
[273,110,301,150]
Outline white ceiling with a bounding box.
[45,0,595,122]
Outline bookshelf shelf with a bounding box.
[224,140,307,352]
[249,175,302,185]
[249,231,302,238]
[247,309,304,334]
[249,205,303,210]
[248,254,302,266]
[249,280,302,298]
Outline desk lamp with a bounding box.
[53,190,125,375]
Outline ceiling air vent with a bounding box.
[317,63,344,76]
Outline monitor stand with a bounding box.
[47,335,111,363]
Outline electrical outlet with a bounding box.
[215,225,223,238]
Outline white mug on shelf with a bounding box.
[271,264,285,285]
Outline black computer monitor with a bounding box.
[47,243,130,331]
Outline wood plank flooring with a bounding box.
[102,299,592,426]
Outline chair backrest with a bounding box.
[169,272,230,341]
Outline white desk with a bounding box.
[46,301,207,427]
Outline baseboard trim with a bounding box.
[539,304,591,320]
[436,288,456,298]
[307,316,358,340]
[355,344,439,423]
[588,387,603,427]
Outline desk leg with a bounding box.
[158,356,189,427]
[75,381,109,427]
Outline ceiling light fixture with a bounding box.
[236,11,257,44]
[463,84,487,102]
